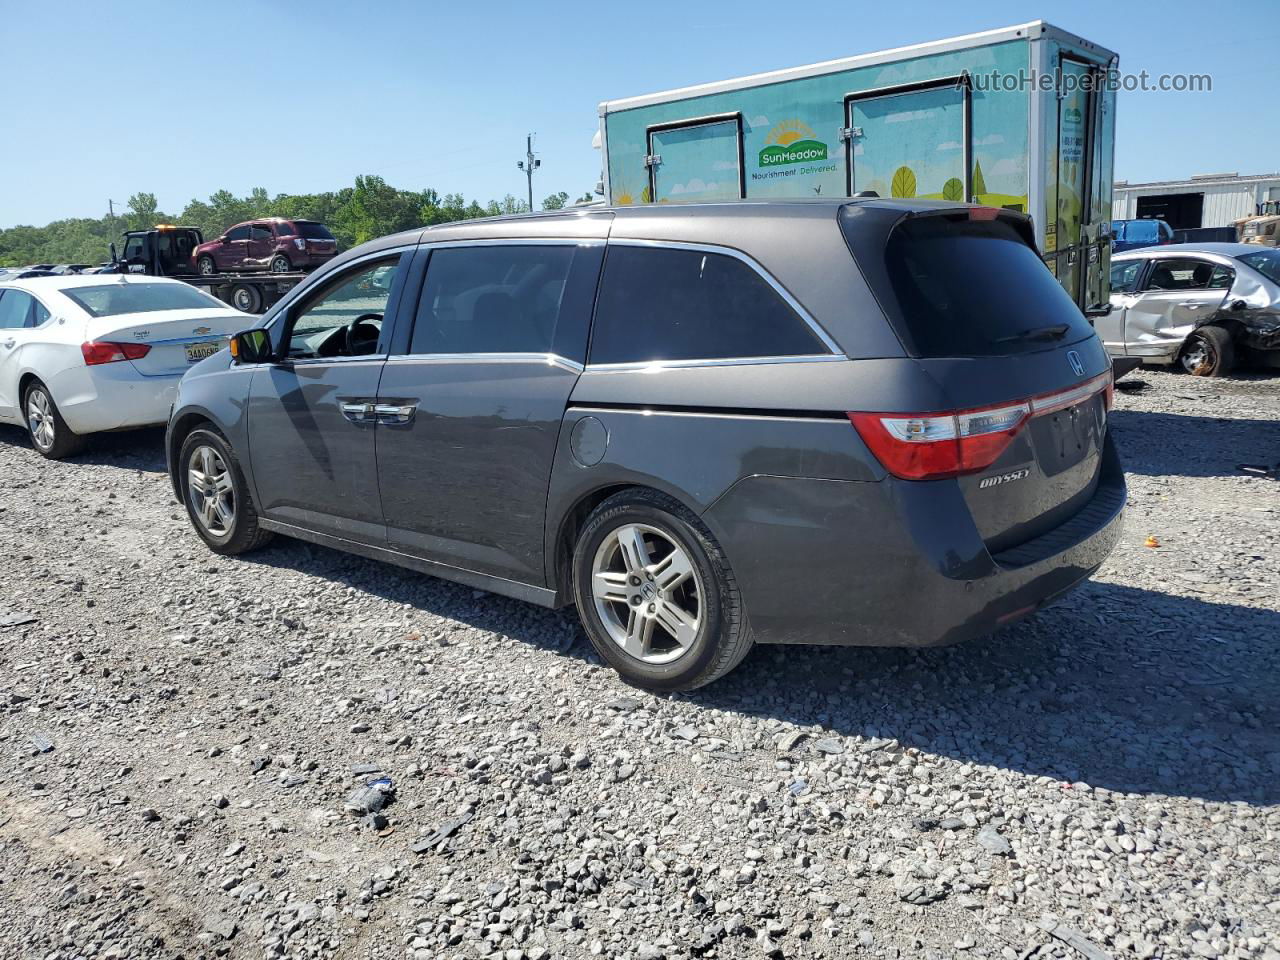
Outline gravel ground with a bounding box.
[0,368,1277,960]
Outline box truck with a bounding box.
[597,21,1118,313]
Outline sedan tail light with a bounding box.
[81,341,151,366]
[849,371,1111,481]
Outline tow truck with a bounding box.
[104,224,307,313]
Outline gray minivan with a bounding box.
[167,199,1124,690]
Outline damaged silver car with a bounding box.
[1100,244,1280,376]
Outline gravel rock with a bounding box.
[0,371,1276,959]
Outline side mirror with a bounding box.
[109,242,118,263]
[1086,302,1113,317]
[219,236,229,244]
[228,328,273,364]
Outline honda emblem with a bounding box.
[1067,350,1085,377]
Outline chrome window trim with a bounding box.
[385,352,584,373]
[600,238,843,356]
[418,237,605,251]
[584,353,845,373]
[278,354,389,368]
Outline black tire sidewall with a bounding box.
[232,285,261,313]
[573,500,727,691]
[270,255,290,273]
[198,256,215,276]
[179,428,246,553]
[23,381,83,460]
[1182,326,1233,377]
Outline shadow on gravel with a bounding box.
[1109,409,1280,478]
[0,423,167,472]
[242,535,1278,805]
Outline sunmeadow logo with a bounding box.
[759,120,828,167]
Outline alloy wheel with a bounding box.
[187,444,236,537]
[270,257,289,273]
[26,389,54,450]
[591,523,702,664]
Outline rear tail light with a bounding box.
[850,370,1111,481]
[294,237,306,251]
[81,341,151,365]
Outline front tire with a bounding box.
[1179,325,1234,377]
[178,428,273,555]
[572,489,752,691]
[24,381,86,460]
[197,255,216,276]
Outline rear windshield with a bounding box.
[1124,221,1161,242]
[298,223,335,240]
[843,210,1093,357]
[63,282,224,317]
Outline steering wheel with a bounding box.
[345,313,382,356]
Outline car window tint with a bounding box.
[286,256,402,358]
[1110,260,1141,293]
[1145,259,1214,291]
[250,225,272,241]
[275,222,295,236]
[226,225,250,242]
[589,246,823,365]
[410,245,574,355]
[123,236,146,259]
[1208,266,1234,290]
[0,290,31,329]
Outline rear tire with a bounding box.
[269,254,291,274]
[572,489,752,691]
[1179,325,1234,377]
[197,255,216,276]
[230,284,263,313]
[178,427,273,555]
[24,380,86,460]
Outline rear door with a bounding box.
[1124,257,1230,349]
[375,240,603,584]
[246,224,274,269]
[647,116,743,203]
[0,289,39,417]
[841,206,1111,552]
[246,250,411,543]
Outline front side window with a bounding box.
[1144,259,1214,291]
[123,236,146,259]
[589,246,824,365]
[1110,260,1142,293]
[226,225,250,242]
[285,256,402,359]
[410,245,574,355]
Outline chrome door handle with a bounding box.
[374,402,417,424]
[1178,301,1205,309]
[339,400,376,423]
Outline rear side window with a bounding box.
[299,223,335,240]
[411,245,575,355]
[250,225,272,241]
[275,222,295,237]
[846,211,1094,357]
[589,246,825,365]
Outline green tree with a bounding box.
[126,192,160,231]
[942,177,965,202]
[541,191,570,210]
[972,160,988,197]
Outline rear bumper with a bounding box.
[53,364,179,434]
[705,435,1125,647]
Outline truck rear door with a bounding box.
[848,81,967,202]
[647,116,743,203]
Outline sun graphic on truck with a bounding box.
[759,120,829,166]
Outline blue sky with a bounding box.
[0,0,1275,228]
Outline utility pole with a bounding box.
[107,199,120,235]
[516,134,539,212]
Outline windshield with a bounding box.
[1124,221,1160,242]
[846,210,1094,357]
[1238,250,1280,286]
[62,282,225,317]
[298,223,335,240]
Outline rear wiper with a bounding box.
[994,323,1071,344]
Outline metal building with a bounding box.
[1113,172,1280,230]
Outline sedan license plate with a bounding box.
[184,340,221,363]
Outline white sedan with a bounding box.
[0,275,251,459]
